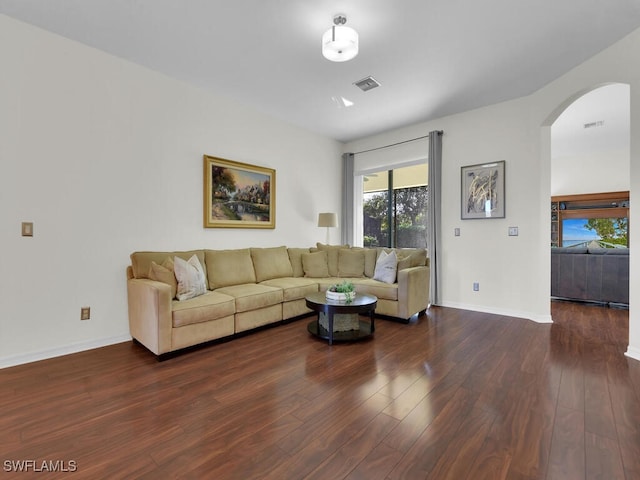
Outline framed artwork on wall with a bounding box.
[461,160,505,219]
[203,155,276,229]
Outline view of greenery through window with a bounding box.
[363,164,428,248]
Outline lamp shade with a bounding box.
[317,212,338,228]
[322,25,358,62]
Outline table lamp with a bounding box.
[317,212,338,244]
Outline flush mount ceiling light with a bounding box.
[322,15,358,62]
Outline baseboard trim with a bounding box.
[0,334,132,369]
[439,302,553,324]
[625,346,640,363]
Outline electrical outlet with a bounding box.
[80,307,90,321]
[473,282,479,292]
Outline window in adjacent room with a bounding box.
[551,191,629,248]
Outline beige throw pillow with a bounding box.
[174,254,207,301]
[373,250,398,284]
[316,243,349,277]
[288,248,310,277]
[362,248,378,278]
[338,248,365,277]
[302,251,330,278]
[148,257,177,299]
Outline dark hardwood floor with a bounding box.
[1,302,638,479]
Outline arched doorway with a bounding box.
[544,83,630,340]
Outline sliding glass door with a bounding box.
[362,163,428,248]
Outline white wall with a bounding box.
[348,97,548,322]
[0,15,343,367]
[345,27,640,361]
[551,150,629,195]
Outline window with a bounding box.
[362,163,428,248]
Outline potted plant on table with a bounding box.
[326,280,356,303]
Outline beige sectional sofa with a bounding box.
[126,244,429,357]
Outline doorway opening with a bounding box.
[549,83,630,309]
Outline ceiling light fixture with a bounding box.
[322,15,358,62]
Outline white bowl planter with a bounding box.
[325,290,356,302]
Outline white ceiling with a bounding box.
[1,0,640,143]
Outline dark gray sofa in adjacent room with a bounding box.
[551,247,629,305]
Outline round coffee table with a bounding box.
[305,292,377,345]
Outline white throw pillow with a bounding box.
[373,250,398,284]
[174,254,207,301]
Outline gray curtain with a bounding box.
[427,130,443,305]
[342,153,355,245]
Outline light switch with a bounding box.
[454,228,460,236]
[508,226,518,236]
[22,222,33,237]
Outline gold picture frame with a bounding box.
[203,155,275,229]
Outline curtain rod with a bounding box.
[352,131,441,155]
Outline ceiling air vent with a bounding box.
[583,120,605,129]
[354,76,380,92]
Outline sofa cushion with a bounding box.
[353,278,399,301]
[288,248,310,277]
[397,248,427,270]
[587,247,629,255]
[302,251,329,278]
[172,291,236,328]
[373,250,398,284]
[205,249,256,289]
[215,284,284,313]
[260,277,319,301]
[148,257,177,299]
[338,248,365,277]
[174,255,207,301]
[131,250,206,286]
[316,243,349,277]
[551,247,588,254]
[251,246,294,282]
[316,278,341,291]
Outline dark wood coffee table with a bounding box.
[305,292,377,345]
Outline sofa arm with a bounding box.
[397,265,430,319]
[127,278,173,355]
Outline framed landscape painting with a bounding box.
[203,155,275,228]
[461,161,505,219]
